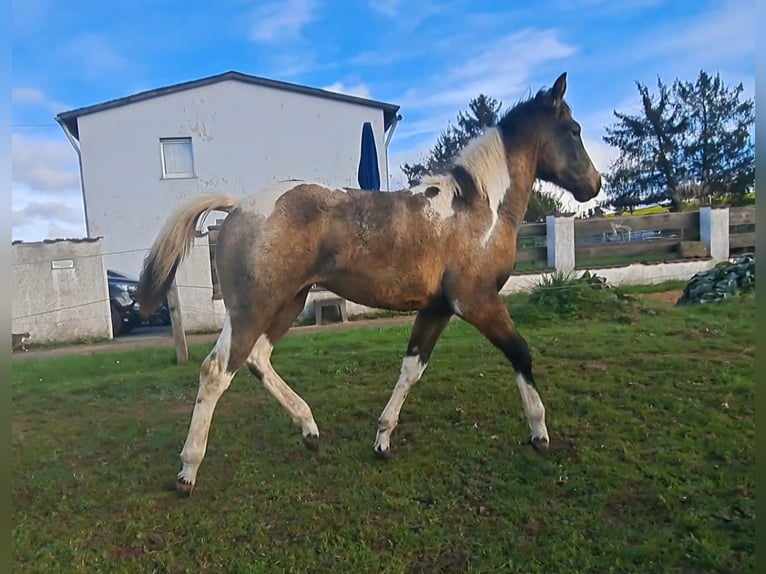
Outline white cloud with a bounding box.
[12,199,83,228]
[249,0,318,44]
[12,87,67,113]
[630,0,753,64]
[11,132,85,241]
[388,26,577,169]
[11,0,47,34]
[322,81,371,99]
[12,188,86,242]
[12,133,80,191]
[368,0,402,18]
[59,34,131,80]
[397,29,576,112]
[12,87,46,106]
[556,0,665,15]
[393,112,458,143]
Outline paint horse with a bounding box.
[136,72,602,495]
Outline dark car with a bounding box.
[107,270,171,336]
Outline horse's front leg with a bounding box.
[374,304,452,459]
[450,290,549,452]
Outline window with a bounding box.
[160,137,195,179]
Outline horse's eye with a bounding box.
[571,126,581,137]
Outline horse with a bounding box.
[136,72,602,495]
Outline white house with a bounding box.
[56,70,402,276]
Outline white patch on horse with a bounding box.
[374,355,428,453]
[453,128,512,246]
[247,334,319,439]
[411,178,457,221]
[515,373,549,443]
[238,179,348,219]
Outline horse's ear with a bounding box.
[550,72,567,107]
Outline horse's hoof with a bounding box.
[175,478,195,496]
[302,433,320,451]
[531,436,550,454]
[374,446,392,460]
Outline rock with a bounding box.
[676,253,755,306]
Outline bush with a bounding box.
[510,270,636,324]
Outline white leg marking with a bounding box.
[515,373,549,443]
[178,315,235,489]
[247,335,319,439]
[374,355,428,454]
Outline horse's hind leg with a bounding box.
[176,310,264,495]
[246,288,321,449]
[374,304,452,459]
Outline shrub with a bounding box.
[511,270,635,324]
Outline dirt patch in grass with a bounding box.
[639,289,684,305]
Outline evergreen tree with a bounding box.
[673,71,755,202]
[603,77,688,212]
[603,70,754,211]
[524,182,566,222]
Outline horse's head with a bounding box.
[508,73,602,203]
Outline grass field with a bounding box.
[12,287,754,573]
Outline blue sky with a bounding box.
[11,0,755,241]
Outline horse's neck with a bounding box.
[500,176,534,228]
[486,179,534,256]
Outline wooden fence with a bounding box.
[205,206,755,297]
[728,205,756,253]
[573,210,701,265]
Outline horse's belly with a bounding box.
[320,268,438,312]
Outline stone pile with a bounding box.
[676,253,755,305]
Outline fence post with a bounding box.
[546,213,576,274]
[699,206,729,262]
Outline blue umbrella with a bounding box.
[357,121,381,191]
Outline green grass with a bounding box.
[12,291,754,573]
[575,251,686,269]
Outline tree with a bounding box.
[603,70,754,212]
[400,94,563,222]
[576,203,606,219]
[673,71,755,202]
[603,77,688,212]
[524,182,566,222]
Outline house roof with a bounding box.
[55,70,402,140]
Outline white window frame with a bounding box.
[160,137,195,179]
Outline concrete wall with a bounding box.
[76,79,390,277]
[498,259,718,296]
[12,238,112,344]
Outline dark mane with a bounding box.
[497,86,570,129]
[493,85,571,151]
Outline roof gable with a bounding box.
[55,70,401,139]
